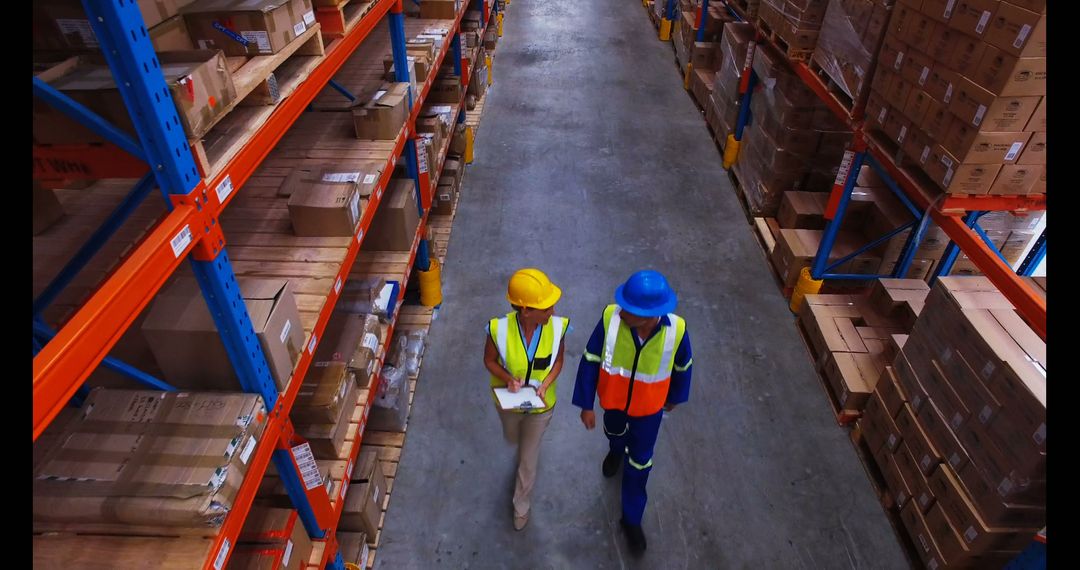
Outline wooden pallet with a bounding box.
[464,90,489,130]
[191,24,327,178]
[755,16,815,63]
[752,217,780,256]
[316,0,381,42]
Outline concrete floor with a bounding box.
[374,1,911,568]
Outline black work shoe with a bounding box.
[621,518,647,554]
[602,451,623,478]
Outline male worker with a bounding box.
[573,270,693,554]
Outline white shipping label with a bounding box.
[879,108,888,123]
[216,175,235,202]
[1033,423,1046,444]
[308,334,318,354]
[323,172,361,183]
[280,319,292,343]
[952,413,964,431]
[944,0,956,18]
[292,443,323,490]
[373,485,381,506]
[976,11,991,34]
[418,148,429,173]
[57,19,99,47]
[1005,142,1024,162]
[743,43,756,70]
[982,362,995,379]
[283,540,294,567]
[363,174,378,185]
[213,539,231,570]
[350,192,360,222]
[942,167,954,188]
[339,379,348,400]
[894,52,904,71]
[241,31,272,53]
[897,125,908,144]
[347,461,354,480]
[834,151,855,186]
[240,435,257,464]
[341,479,349,499]
[360,544,370,566]
[170,225,193,258]
[362,332,380,351]
[940,154,955,169]
[374,89,388,101]
[919,66,929,86]
[973,105,987,127]
[944,83,954,103]
[356,228,364,244]
[921,146,931,164]
[1015,24,1032,49]
[304,10,316,26]
[209,467,228,490]
[965,527,978,543]
[979,405,993,424]
[294,20,307,37]
[335,277,343,294]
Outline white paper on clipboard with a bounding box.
[493,386,546,411]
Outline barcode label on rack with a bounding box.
[360,543,370,566]
[1005,142,1024,162]
[391,155,398,167]
[341,478,349,499]
[364,174,378,185]
[292,443,323,490]
[283,540,294,567]
[308,334,318,354]
[335,277,343,294]
[213,539,231,570]
[216,175,235,203]
[418,147,430,173]
[304,10,316,25]
[170,225,193,258]
[347,460,354,480]
[743,43,755,70]
[833,151,855,186]
[57,19,98,46]
[240,435,257,464]
[294,20,306,37]
[323,172,361,183]
[357,228,364,244]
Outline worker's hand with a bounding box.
[663,403,676,412]
[580,409,596,430]
[507,378,522,393]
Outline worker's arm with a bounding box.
[665,330,694,410]
[484,334,522,392]
[534,341,565,402]
[573,318,606,428]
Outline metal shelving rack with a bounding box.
[32,0,488,568]
[697,0,1045,339]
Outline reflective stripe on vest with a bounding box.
[489,313,568,411]
[597,304,685,417]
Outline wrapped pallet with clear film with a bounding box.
[812,0,895,105]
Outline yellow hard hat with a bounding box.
[507,268,562,310]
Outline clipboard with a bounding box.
[492,385,547,411]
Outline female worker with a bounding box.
[483,268,570,530]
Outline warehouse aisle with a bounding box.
[376,1,909,567]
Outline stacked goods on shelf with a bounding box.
[366,329,427,432]
[864,0,1046,196]
[673,0,733,73]
[732,0,764,19]
[948,210,1044,275]
[340,449,389,543]
[33,0,199,51]
[419,0,461,19]
[707,22,755,139]
[797,280,924,414]
[757,0,829,59]
[432,157,465,215]
[858,276,1045,568]
[32,389,269,528]
[234,507,315,570]
[812,0,895,107]
[732,41,852,216]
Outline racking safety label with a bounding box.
[292,442,323,490]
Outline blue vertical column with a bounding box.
[811,151,866,279]
[453,32,466,127]
[932,211,981,282]
[696,0,710,42]
[1018,230,1046,276]
[81,0,325,540]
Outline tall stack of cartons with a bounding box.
[813,0,896,107]
[757,0,830,57]
[707,22,756,139]
[858,276,1045,568]
[865,0,1046,196]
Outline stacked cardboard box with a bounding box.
[340,450,389,543]
[234,507,315,570]
[733,42,852,215]
[33,389,269,528]
[707,22,755,138]
[757,0,830,55]
[812,0,896,106]
[858,276,1045,568]
[674,0,734,72]
[865,0,1046,196]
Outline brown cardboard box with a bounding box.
[33,389,267,527]
[988,164,1040,195]
[896,443,936,514]
[238,508,314,570]
[1016,131,1045,165]
[286,172,364,237]
[151,15,196,52]
[1024,97,1045,131]
[894,350,929,414]
[293,369,354,425]
[432,182,457,215]
[142,277,306,391]
[33,0,196,49]
[430,77,464,105]
[947,76,1040,131]
[920,0,956,25]
[182,0,315,56]
[940,125,1031,165]
[859,392,892,455]
[922,145,1002,194]
[365,178,421,251]
[875,444,913,508]
[924,502,971,565]
[869,279,929,323]
[983,2,1045,57]
[337,532,370,567]
[899,502,947,570]
[296,377,356,458]
[901,12,937,47]
[34,51,237,143]
[972,47,1045,97]
[947,0,999,38]
[33,184,65,236]
[406,38,437,62]
[920,100,951,141]
[341,455,388,541]
[900,48,934,89]
[822,352,883,412]
[353,83,410,140]
[279,162,382,199]
[895,403,943,477]
[930,463,1044,532]
[419,0,458,19]
[877,366,909,419]
[1028,166,1045,195]
[941,28,988,75]
[902,89,936,126]
[306,312,383,390]
[776,191,828,229]
[881,107,913,147]
[924,64,960,106]
[917,389,971,473]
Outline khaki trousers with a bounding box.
[498,408,554,517]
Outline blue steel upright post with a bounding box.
[696,0,710,42]
[76,0,329,546]
[811,151,866,279]
[1018,230,1046,277]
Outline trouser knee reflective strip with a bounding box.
[625,450,653,470]
[604,422,629,437]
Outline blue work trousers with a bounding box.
[603,409,663,526]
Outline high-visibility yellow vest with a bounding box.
[488,312,568,413]
[595,304,685,417]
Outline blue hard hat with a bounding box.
[615,270,677,317]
